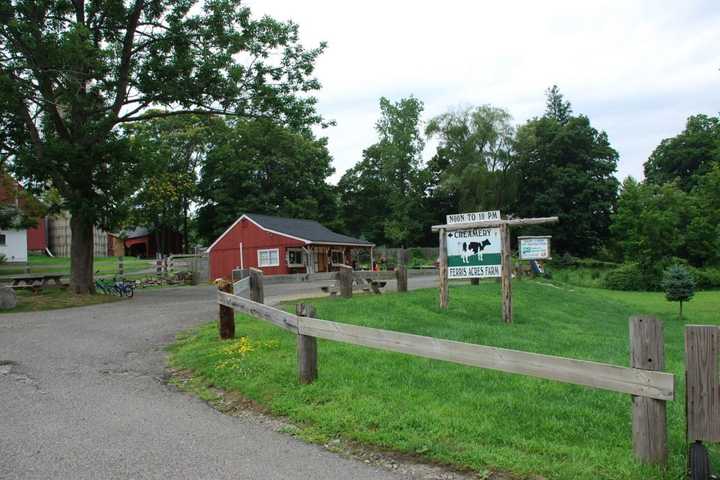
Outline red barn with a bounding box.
[208,213,374,280]
[26,218,48,252]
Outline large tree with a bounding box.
[514,87,619,256]
[644,114,720,191]
[0,0,324,292]
[195,118,337,244]
[338,96,428,247]
[425,105,517,216]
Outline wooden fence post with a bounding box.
[217,280,235,339]
[338,265,353,298]
[439,228,448,309]
[117,256,124,276]
[629,315,667,465]
[500,223,512,323]
[296,303,318,384]
[249,267,264,304]
[396,265,408,293]
[685,325,720,443]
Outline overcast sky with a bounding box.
[247,0,720,184]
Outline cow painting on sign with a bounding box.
[464,240,491,263]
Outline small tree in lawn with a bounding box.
[662,265,695,319]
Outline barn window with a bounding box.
[287,249,303,267]
[257,248,279,267]
[330,250,344,265]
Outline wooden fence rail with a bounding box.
[217,290,674,401]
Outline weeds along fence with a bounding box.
[217,268,675,466]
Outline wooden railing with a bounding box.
[218,290,673,400]
[217,277,675,465]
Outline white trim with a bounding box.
[307,241,375,247]
[243,215,311,244]
[257,248,280,267]
[239,242,244,269]
[206,216,245,253]
[206,213,375,252]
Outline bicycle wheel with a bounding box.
[126,285,134,298]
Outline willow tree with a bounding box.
[0,0,324,292]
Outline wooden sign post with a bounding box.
[432,215,558,323]
[439,229,449,309]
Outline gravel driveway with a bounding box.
[0,284,438,480]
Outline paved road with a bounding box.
[0,278,439,480]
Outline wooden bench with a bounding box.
[8,274,65,293]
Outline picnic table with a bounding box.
[319,275,388,296]
[8,273,65,291]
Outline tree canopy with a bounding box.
[514,88,619,256]
[196,118,337,244]
[644,114,720,190]
[0,0,325,291]
[125,114,219,253]
[337,96,428,247]
[425,105,517,215]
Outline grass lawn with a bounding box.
[0,288,124,313]
[168,281,720,479]
[0,255,153,277]
[547,265,611,289]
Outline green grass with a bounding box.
[0,254,153,277]
[168,281,720,479]
[547,266,611,288]
[0,288,124,313]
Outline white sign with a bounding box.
[446,228,502,278]
[446,210,501,225]
[519,236,551,260]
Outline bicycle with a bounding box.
[95,271,134,297]
[113,279,134,297]
[95,278,119,295]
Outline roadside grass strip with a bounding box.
[169,281,720,479]
[1,288,124,313]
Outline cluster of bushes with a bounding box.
[545,254,720,292]
[406,248,435,268]
[601,262,720,291]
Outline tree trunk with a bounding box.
[70,215,95,294]
[183,199,189,254]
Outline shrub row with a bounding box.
[602,263,720,291]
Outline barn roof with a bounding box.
[208,213,374,252]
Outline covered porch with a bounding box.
[293,244,375,274]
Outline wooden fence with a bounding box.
[219,269,675,465]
